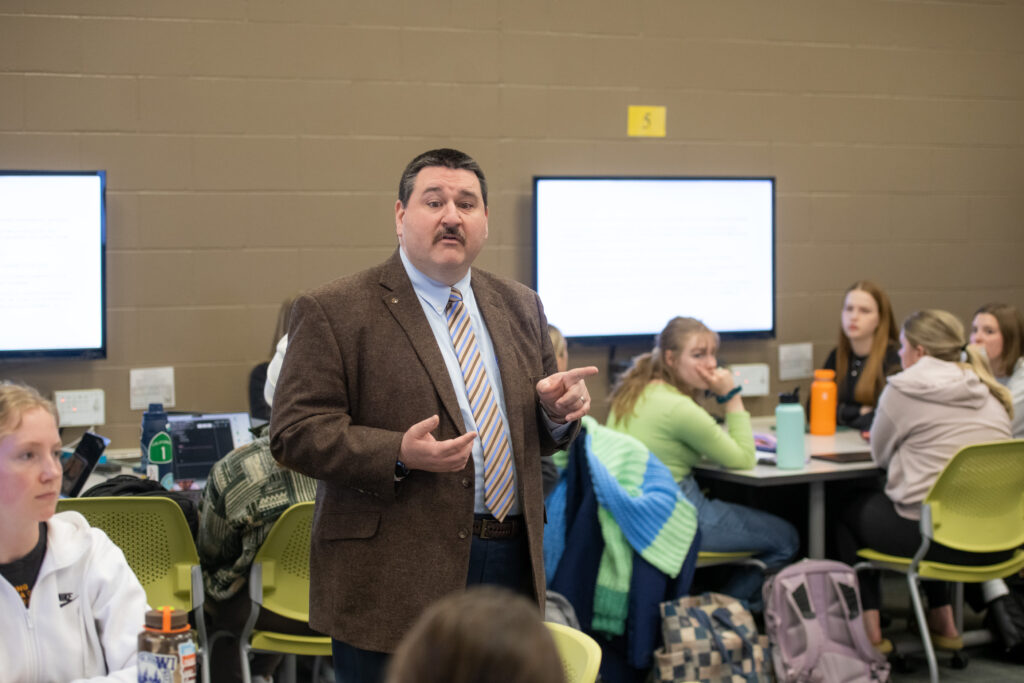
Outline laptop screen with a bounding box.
[167,412,253,486]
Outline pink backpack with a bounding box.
[763,559,890,682]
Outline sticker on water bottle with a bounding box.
[138,650,176,682]
[178,640,197,683]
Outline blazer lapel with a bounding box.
[378,251,466,433]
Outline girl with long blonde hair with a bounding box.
[609,317,798,608]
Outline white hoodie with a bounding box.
[0,511,148,683]
[870,355,1012,520]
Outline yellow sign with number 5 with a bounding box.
[627,105,666,137]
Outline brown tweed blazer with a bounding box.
[269,249,574,652]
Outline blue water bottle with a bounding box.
[775,388,806,470]
[140,403,174,489]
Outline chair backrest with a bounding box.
[545,621,602,683]
[924,439,1024,553]
[57,495,201,612]
[251,501,314,623]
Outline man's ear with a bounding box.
[395,199,405,238]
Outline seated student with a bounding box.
[835,309,1014,653]
[607,316,798,608]
[250,297,295,423]
[197,364,319,683]
[541,324,570,499]
[821,280,901,431]
[970,302,1024,438]
[384,585,565,683]
[0,382,148,682]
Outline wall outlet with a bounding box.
[54,389,105,427]
[730,363,770,397]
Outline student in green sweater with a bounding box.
[608,316,798,607]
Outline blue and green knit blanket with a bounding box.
[546,416,697,636]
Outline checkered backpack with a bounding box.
[653,592,772,683]
[763,559,889,682]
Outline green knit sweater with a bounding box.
[608,381,756,480]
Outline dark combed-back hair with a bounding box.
[397,148,488,208]
[835,280,898,408]
[384,585,565,683]
[903,309,1013,417]
[974,302,1024,377]
[609,316,718,426]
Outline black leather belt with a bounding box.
[472,515,524,539]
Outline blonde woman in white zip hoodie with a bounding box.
[0,383,148,682]
[835,310,1014,655]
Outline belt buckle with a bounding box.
[478,518,495,539]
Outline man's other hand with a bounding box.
[399,415,476,472]
[536,366,600,424]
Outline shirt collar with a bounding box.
[399,247,472,314]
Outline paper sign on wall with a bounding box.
[627,105,666,137]
[778,343,814,381]
[130,366,176,410]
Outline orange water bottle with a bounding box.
[809,369,837,435]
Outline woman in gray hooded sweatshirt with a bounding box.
[835,309,1014,654]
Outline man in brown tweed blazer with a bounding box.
[270,148,597,682]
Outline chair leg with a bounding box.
[279,654,297,683]
[239,641,252,683]
[952,582,964,634]
[907,571,939,683]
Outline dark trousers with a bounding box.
[835,488,1011,611]
[332,533,531,683]
[206,587,321,683]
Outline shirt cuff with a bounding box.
[543,411,574,442]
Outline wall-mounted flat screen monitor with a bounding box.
[0,171,107,360]
[533,176,775,344]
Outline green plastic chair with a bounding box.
[855,439,1024,683]
[545,621,602,683]
[239,501,331,683]
[696,550,767,570]
[56,495,210,683]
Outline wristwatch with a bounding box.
[395,459,410,479]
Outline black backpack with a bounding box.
[80,474,200,541]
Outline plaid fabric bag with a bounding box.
[653,592,773,683]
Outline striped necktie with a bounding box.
[445,287,515,521]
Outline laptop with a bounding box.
[61,431,109,497]
[166,412,253,492]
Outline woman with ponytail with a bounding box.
[608,317,798,608]
[835,309,1013,653]
[822,281,901,430]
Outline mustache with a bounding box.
[433,226,466,245]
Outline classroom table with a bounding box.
[691,416,881,559]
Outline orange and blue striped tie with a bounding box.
[446,287,515,521]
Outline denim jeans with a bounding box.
[680,475,799,608]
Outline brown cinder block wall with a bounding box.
[2,1,1022,446]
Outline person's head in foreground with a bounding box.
[385,585,566,683]
[0,381,62,560]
